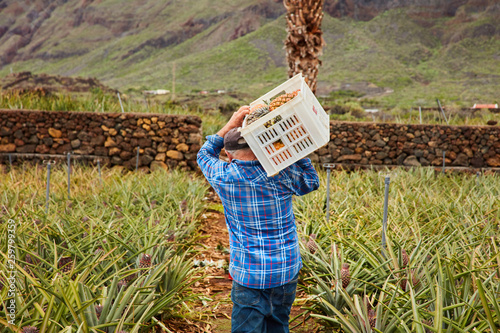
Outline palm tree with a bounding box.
[284,0,325,95]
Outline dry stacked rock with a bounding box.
[309,122,500,169]
[1,110,498,171]
[0,110,202,171]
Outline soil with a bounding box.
[164,188,321,332]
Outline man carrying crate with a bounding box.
[197,106,320,333]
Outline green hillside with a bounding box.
[1,1,499,108]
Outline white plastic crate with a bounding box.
[240,74,330,176]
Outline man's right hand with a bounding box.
[217,105,251,138]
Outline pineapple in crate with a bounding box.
[245,90,300,151]
[268,90,300,111]
[245,104,270,125]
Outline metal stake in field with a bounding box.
[442,151,446,174]
[136,146,140,171]
[97,159,103,185]
[436,99,449,125]
[8,153,13,180]
[323,163,336,222]
[67,152,71,199]
[419,106,422,124]
[117,92,125,113]
[381,176,391,257]
[44,160,56,214]
[476,171,480,187]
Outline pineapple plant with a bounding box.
[118,279,128,290]
[368,309,376,329]
[95,304,103,320]
[94,246,104,255]
[364,295,372,311]
[21,327,39,333]
[307,234,317,254]
[422,319,433,333]
[25,253,34,265]
[0,162,209,330]
[165,230,175,242]
[341,263,350,289]
[401,249,409,267]
[365,295,376,327]
[411,269,420,287]
[125,269,137,282]
[139,254,152,270]
[400,249,410,290]
[24,253,37,277]
[58,256,73,273]
[400,277,407,291]
[178,199,188,219]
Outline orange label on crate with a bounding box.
[312,105,318,115]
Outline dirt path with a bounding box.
[178,190,320,333]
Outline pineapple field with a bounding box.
[1,0,499,330]
[295,168,500,332]
[0,85,499,332]
[0,165,209,332]
[1,159,499,332]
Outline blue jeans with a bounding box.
[231,273,299,333]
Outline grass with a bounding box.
[319,98,499,125]
[1,88,497,132]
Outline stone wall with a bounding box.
[1,111,498,171]
[0,110,202,171]
[310,122,500,168]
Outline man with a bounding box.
[197,106,319,333]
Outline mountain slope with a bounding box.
[0,0,499,107]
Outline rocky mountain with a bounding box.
[0,0,499,106]
[0,1,285,66]
[324,0,499,20]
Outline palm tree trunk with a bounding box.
[284,0,325,95]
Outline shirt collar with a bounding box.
[232,159,260,166]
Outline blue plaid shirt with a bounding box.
[197,134,319,289]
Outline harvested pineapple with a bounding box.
[263,89,300,127]
[264,115,282,128]
[246,104,270,125]
[273,140,285,150]
[246,90,300,128]
[269,90,300,111]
